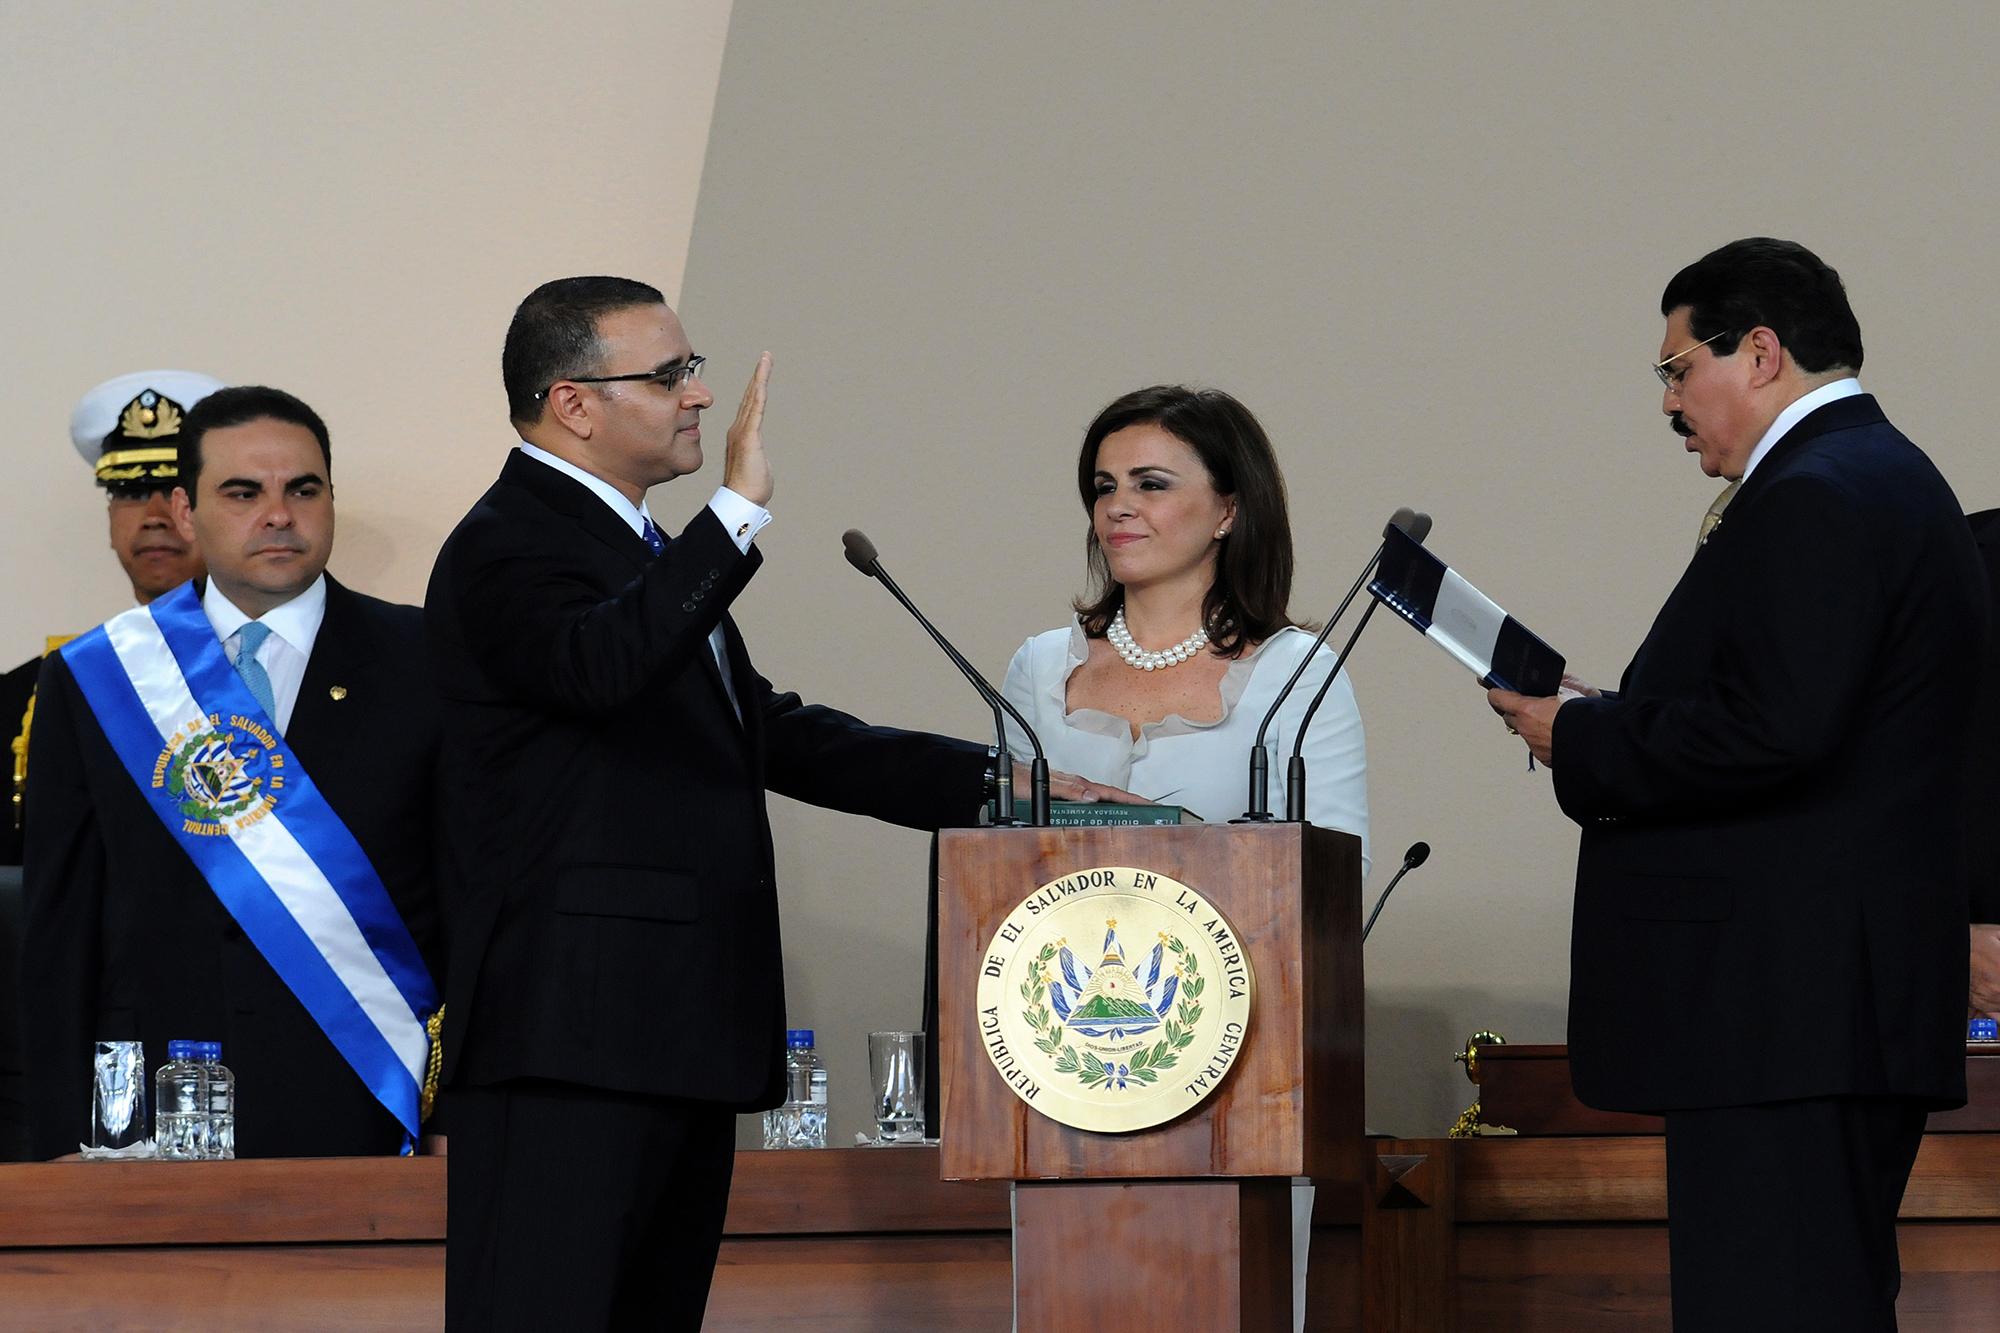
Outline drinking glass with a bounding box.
[868,1030,925,1144]
[91,1040,149,1151]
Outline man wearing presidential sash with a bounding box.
[21,386,445,1159]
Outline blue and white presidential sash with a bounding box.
[61,582,437,1146]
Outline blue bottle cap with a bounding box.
[1971,1017,1998,1042]
[166,1040,200,1060]
[200,1041,224,1061]
[785,1029,815,1048]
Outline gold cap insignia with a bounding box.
[117,389,186,441]
[328,685,348,701]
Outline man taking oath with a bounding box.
[428,277,1088,1330]
[1491,238,1986,1330]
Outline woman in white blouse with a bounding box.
[1001,385,1368,875]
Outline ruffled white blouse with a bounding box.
[1000,620,1369,876]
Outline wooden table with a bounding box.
[709,1147,1010,1331]
[0,1156,447,1330]
[0,1148,1010,1331]
[1364,1133,2000,1330]
[1356,1042,2000,1330]
[4,1127,1996,1328]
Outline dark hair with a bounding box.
[178,385,332,503]
[503,275,667,424]
[1072,385,1297,656]
[1660,237,1863,374]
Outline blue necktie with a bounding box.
[234,621,277,719]
[642,517,666,556]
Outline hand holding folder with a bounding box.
[1365,524,1571,766]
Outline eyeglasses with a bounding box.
[1653,330,1733,388]
[535,355,706,402]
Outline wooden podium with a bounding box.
[936,822,1362,1330]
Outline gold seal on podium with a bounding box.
[974,864,1253,1133]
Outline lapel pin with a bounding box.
[329,685,348,701]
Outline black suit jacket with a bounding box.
[425,450,986,1110]
[1555,395,1986,1113]
[1965,508,2000,922]
[19,577,445,1159]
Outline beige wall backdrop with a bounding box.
[1,0,733,653]
[682,2,2000,1144]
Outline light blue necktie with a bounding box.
[234,621,277,719]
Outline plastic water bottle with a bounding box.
[762,1029,828,1149]
[155,1040,207,1160]
[198,1042,235,1160]
[802,1039,829,1149]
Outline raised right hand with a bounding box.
[724,351,774,507]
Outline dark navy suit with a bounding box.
[1964,507,2000,923]
[1554,394,1986,1328]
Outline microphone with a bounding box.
[1362,841,1430,942]
[841,529,1051,826]
[1284,512,1433,821]
[1240,507,1423,823]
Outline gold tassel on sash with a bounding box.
[421,1005,446,1124]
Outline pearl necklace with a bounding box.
[1108,607,1209,671]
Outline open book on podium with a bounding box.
[1366,522,1566,695]
[986,801,1202,826]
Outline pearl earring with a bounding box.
[1215,527,1230,540]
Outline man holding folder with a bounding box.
[1491,238,1985,1329]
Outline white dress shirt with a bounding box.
[204,574,328,735]
[1741,377,1864,481]
[1001,620,1370,876]
[515,443,771,715]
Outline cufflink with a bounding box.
[736,523,750,538]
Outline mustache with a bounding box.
[249,536,308,554]
[1669,412,1695,438]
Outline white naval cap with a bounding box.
[69,369,226,492]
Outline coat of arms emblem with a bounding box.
[156,716,283,835]
[975,865,1252,1132]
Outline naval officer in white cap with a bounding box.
[72,369,226,603]
[5,370,224,865]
